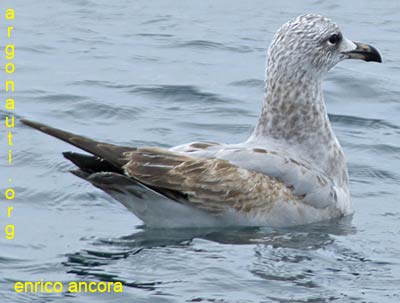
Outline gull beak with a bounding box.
[342,42,382,63]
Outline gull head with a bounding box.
[266,14,382,80]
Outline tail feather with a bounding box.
[70,169,90,180]
[21,119,135,168]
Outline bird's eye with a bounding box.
[328,34,341,45]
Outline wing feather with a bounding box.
[123,147,304,215]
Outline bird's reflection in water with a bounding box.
[120,215,355,247]
[64,216,355,275]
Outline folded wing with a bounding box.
[123,147,304,215]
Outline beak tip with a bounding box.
[345,42,382,63]
[366,56,382,63]
[365,48,382,63]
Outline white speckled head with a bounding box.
[266,14,356,80]
[251,14,381,186]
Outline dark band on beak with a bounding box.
[343,42,382,63]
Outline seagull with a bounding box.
[22,14,381,228]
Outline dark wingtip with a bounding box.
[62,151,75,161]
[63,151,124,174]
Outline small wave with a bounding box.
[178,121,252,134]
[68,36,113,46]
[19,45,56,54]
[329,114,400,130]
[172,39,253,53]
[130,84,238,105]
[346,142,400,156]
[349,164,400,182]
[229,78,264,87]
[199,106,255,117]
[0,256,27,264]
[62,0,96,6]
[135,33,174,38]
[131,54,161,62]
[70,80,137,89]
[58,102,143,120]
[326,73,376,96]
[140,15,173,25]
[18,89,48,95]
[34,93,88,103]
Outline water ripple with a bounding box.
[34,93,88,103]
[57,102,143,120]
[141,15,173,25]
[346,142,400,156]
[349,164,400,183]
[329,114,400,130]
[129,85,239,105]
[171,40,254,53]
[229,78,264,87]
[178,121,251,134]
[135,33,174,38]
[70,79,137,89]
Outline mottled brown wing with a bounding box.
[123,147,303,214]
